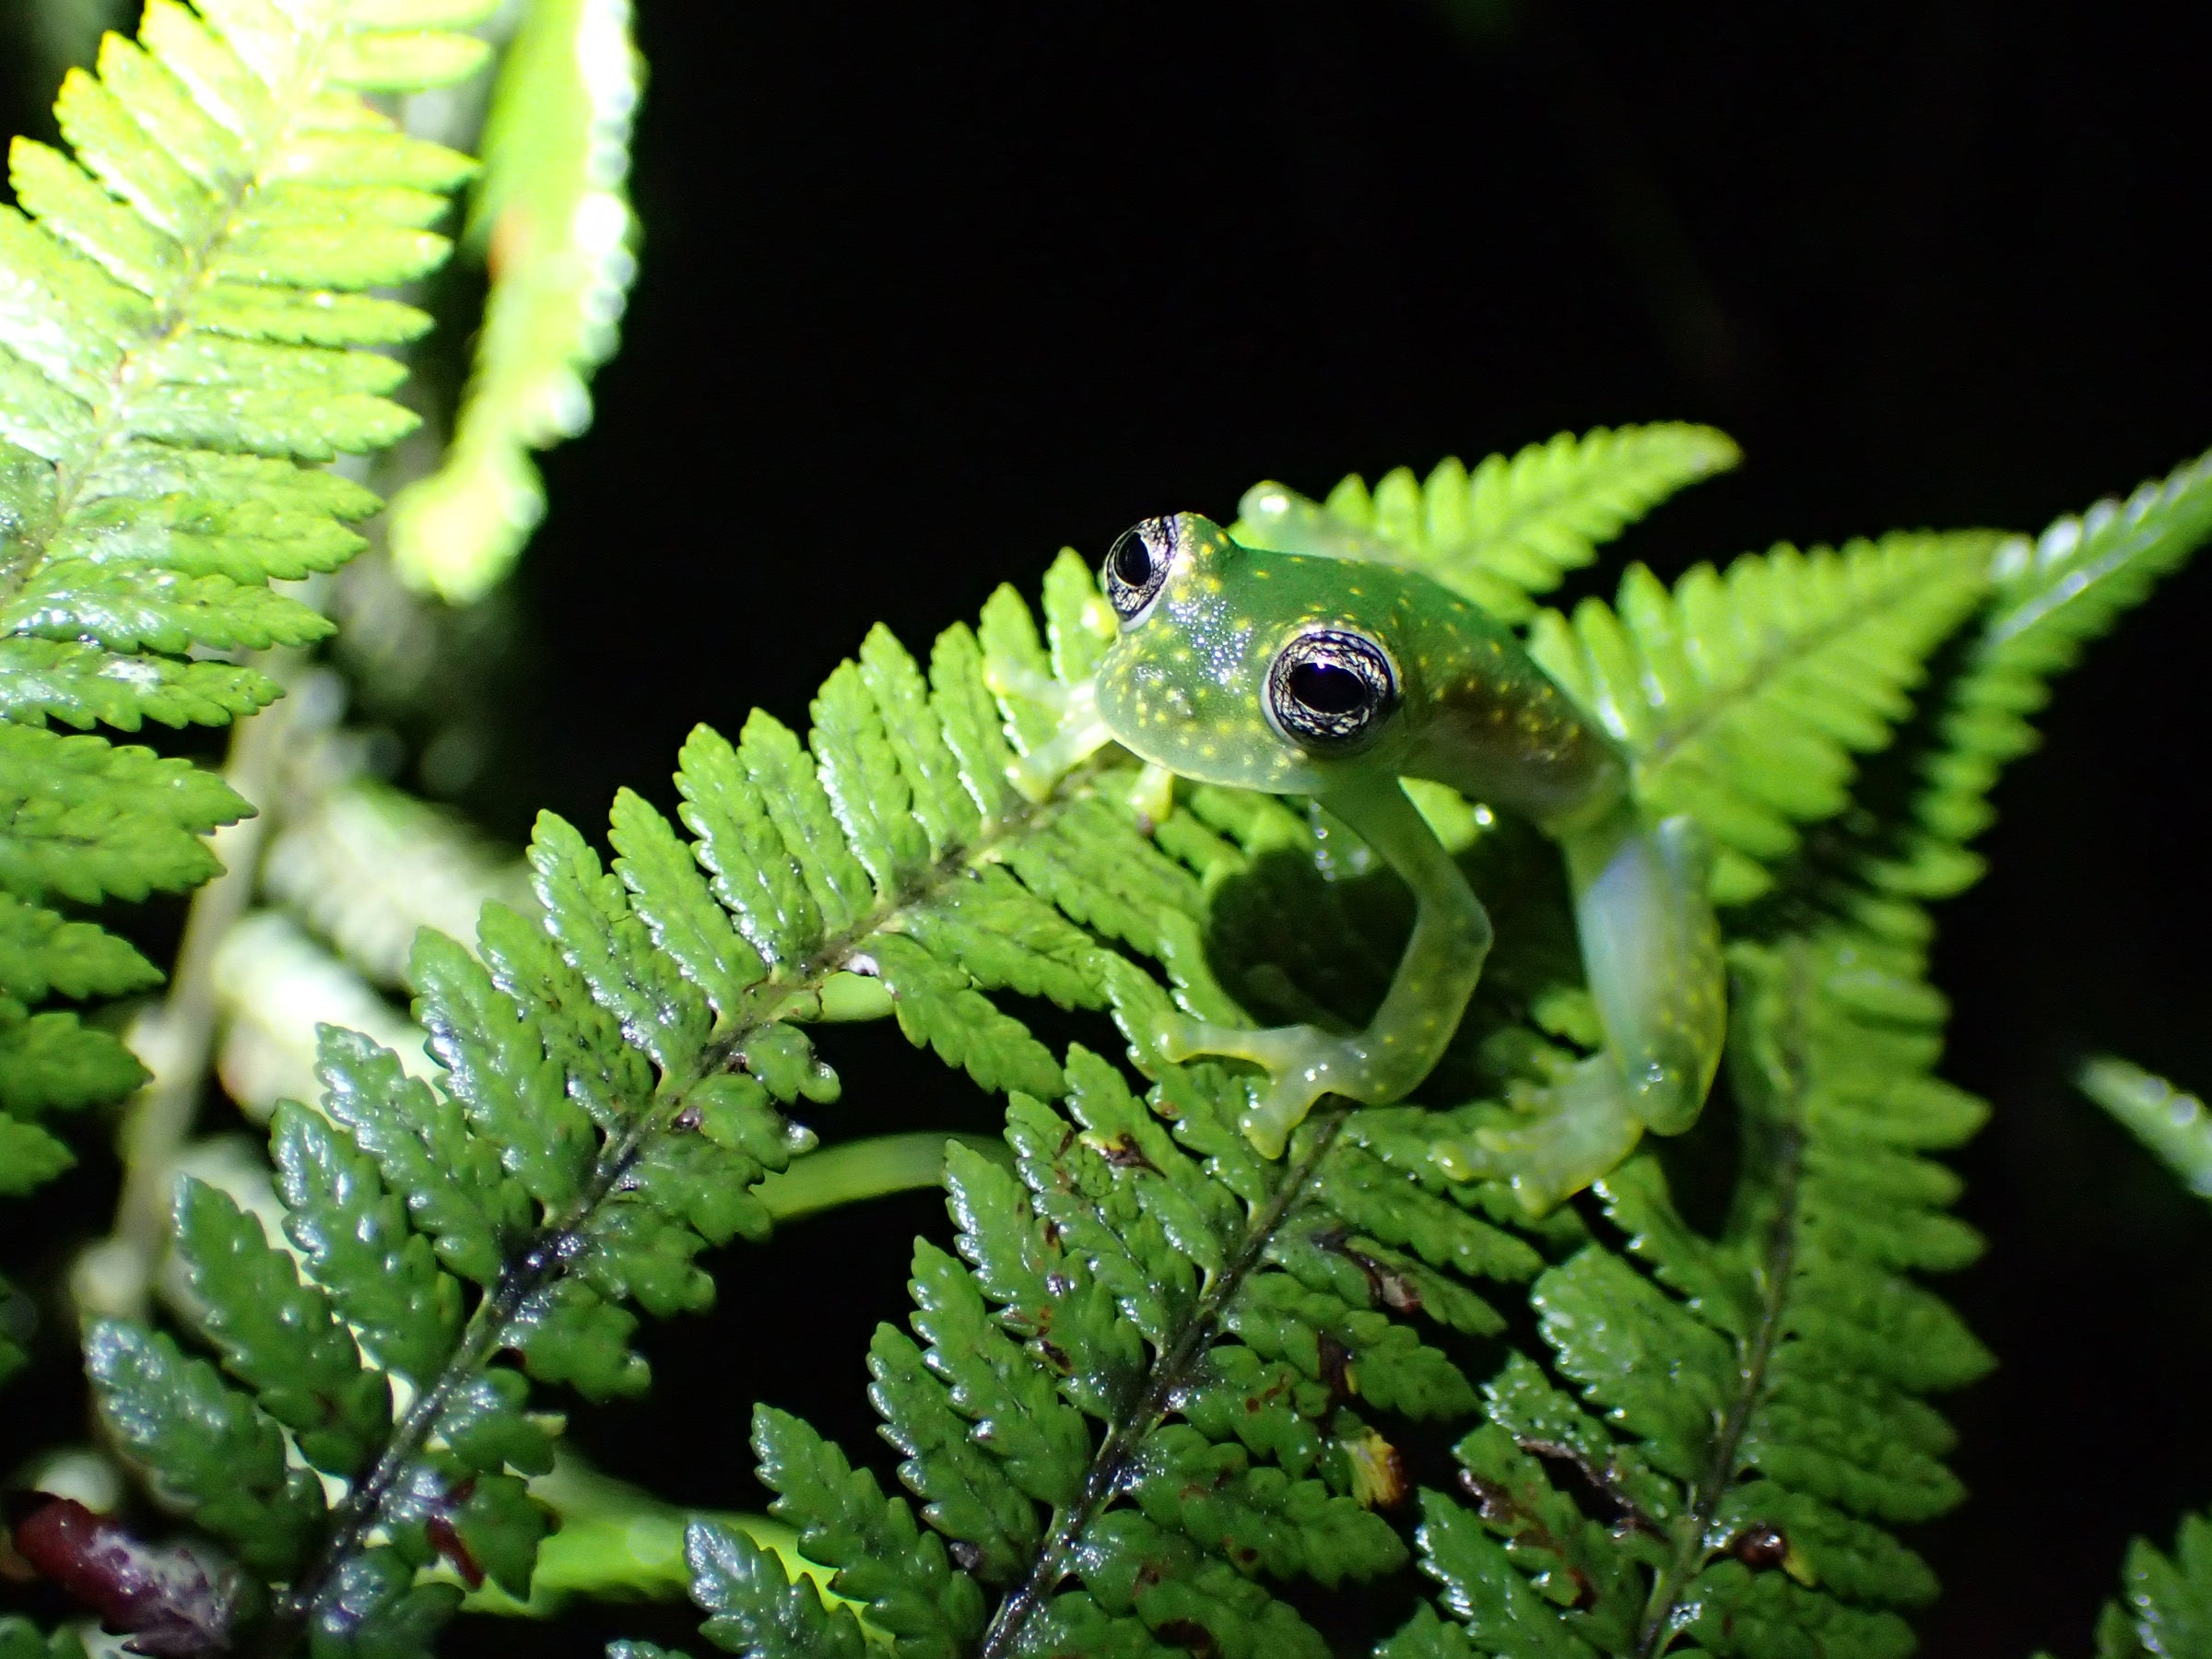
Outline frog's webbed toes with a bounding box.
[1149,1015,1365,1160]
[982,665,1110,798]
[1237,1063,1344,1159]
[1431,1055,1645,1214]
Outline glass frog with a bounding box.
[1084,511,1726,1211]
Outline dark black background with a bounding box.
[13,1,2212,1653]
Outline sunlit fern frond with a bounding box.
[1,0,493,1173]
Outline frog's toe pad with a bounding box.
[1149,1018,1361,1160]
[1432,1059,1644,1214]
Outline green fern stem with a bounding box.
[1,14,350,602]
[272,748,1123,1646]
[102,652,303,1310]
[975,1103,1355,1659]
[1633,947,1809,1658]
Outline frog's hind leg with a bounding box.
[1435,802,1725,1212]
[1151,776,1493,1159]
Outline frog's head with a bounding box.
[1095,512,1415,794]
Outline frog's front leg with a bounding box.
[981,661,1112,798]
[1435,803,1725,1210]
[1155,775,1493,1158]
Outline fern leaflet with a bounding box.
[2093,1510,2212,1659]
[2077,1056,2212,1204]
[1409,924,1985,1659]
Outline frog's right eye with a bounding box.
[1265,628,1399,752]
[1104,519,1174,625]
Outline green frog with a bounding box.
[1088,510,1725,1210]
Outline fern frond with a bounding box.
[1234,423,1740,621]
[76,552,1248,1653]
[1865,444,2212,907]
[1409,924,1985,1657]
[688,1519,873,1659]
[1,0,494,1139]
[385,0,640,602]
[646,927,1983,1659]
[1525,531,2003,903]
[0,0,491,688]
[2078,1056,2212,1203]
[751,1059,1470,1657]
[2094,1511,2212,1659]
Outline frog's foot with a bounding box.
[1151,1013,1393,1159]
[1430,1054,1645,1214]
[982,663,1111,798]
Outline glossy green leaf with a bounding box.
[412,927,595,1210]
[687,1519,870,1659]
[175,1176,389,1476]
[750,1406,986,1657]
[0,1112,73,1194]
[271,1100,465,1387]
[315,1024,530,1288]
[0,891,159,1000]
[84,1319,324,1578]
[0,1005,147,1116]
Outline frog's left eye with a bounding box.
[1104,519,1174,625]
[1265,628,1399,751]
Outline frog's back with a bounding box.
[1371,573,1625,828]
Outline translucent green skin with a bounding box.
[1097,513,1725,1210]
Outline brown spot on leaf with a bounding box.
[1153,1618,1216,1653]
[426,1513,484,1590]
[1094,1134,1161,1175]
[1317,1334,1353,1404]
[1732,1524,1788,1570]
[1456,1471,1598,1610]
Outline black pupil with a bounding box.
[1112,534,1155,590]
[1288,660,1369,714]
